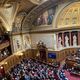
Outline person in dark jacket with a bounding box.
[5,72,12,80]
[19,71,25,80]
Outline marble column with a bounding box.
[69,31,72,46]
[62,32,64,47]
[56,33,58,49]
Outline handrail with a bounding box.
[0,40,10,50]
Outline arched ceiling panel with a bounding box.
[17,0,37,14]
[22,0,59,29]
[0,0,38,13]
[12,11,27,33]
[56,1,80,28]
[0,0,38,31]
[0,3,18,31]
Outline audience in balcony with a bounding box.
[0,33,10,44]
[0,48,10,61]
[0,36,4,43]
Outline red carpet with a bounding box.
[65,70,80,80]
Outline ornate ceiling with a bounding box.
[57,1,80,28]
[0,0,55,31]
[0,0,39,31]
[22,0,59,29]
[0,0,68,32]
[0,0,39,14]
[0,0,47,13]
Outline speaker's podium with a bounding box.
[37,41,47,62]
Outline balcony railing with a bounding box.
[0,41,10,50]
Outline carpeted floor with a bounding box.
[65,70,80,80]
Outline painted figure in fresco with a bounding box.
[73,35,77,46]
[43,11,48,25]
[58,37,63,49]
[37,15,43,25]
[37,17,41,25]
[24,36,31,49]
[16,40,20,49]
[15,16,22,31]
[48,14,53,25]
[65,35,69,47]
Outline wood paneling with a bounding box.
[0,41,10,50]
[0,48,77,72]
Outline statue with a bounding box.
[58,37,63,49]
[73,35,77,46]
[65,35,69,47]
[3,51,7,56]
[37,17,41,25]
[16,40,20,49]
[48,14,53,24]
[24,35,31,49]
[43,11,48,25]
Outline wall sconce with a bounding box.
[4,62,7,65]
[0,66,3,69]
[16,53,23,56]
[14,51,23,56]
[0,62,7,65]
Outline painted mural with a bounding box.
[12,12,26,32]
[12,35,22,52]
[22,34,31,50]
[33,8,55,26]
[12,34,31,52]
